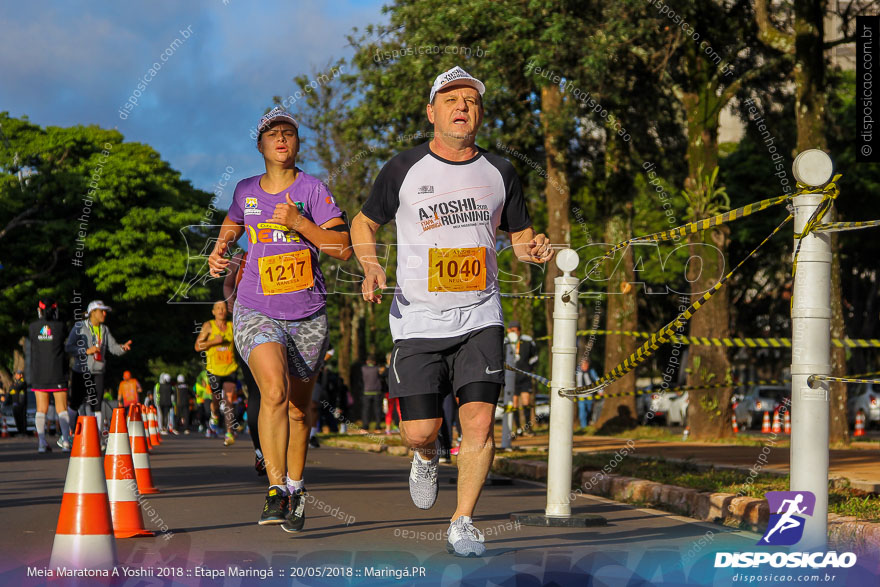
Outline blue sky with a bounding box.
[0,0,386,208]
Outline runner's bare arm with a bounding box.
[271,194,352,260]
[194,322,222,352]
[208,215,245,277]
[510,227,554,264]
[350,212,387,303]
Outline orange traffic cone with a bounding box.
[761,411,771,433]
[772,410,782,434]
[139,403,152,451]
[127,405,159,494]
[731,414,739,435]
[783,410,791,434]
[50,415,117,569]
[153,406,163,445]
[1,416,8,438]
[854,411,866,437]
[105,408,153,538]
[148,406,161,446]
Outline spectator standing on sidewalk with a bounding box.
[360,355,383,433]
[575,358,599,429]
[508,320,538,436]
[65,300,132,433]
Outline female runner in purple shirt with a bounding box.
[208,107,351,533]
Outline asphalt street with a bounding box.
[0,434,876,586]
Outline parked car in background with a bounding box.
[734,385,791,429]
[643,390,689,426]
[1,389,37,435]
[847,383,880,429]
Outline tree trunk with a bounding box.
[511,255,533,335]
[794,0,827,151]
[680,88,733,440]
[595,214,638,429]
[685,227,735,439]
[540,84,572,339]
[829,228,849,444]
[351,297,365,363]
[338,301,352,388]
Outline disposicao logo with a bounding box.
[714,491,857,569]
[760,490,815,546]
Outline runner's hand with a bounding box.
[208,246,229,277]
[86,345,100,355]
[362,263,387,303]
[526,234,554,263]
[272,194,302,230]
[121,340,132,352]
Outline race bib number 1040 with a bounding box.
[428,247,486,292]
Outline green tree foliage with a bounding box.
[0,113,213,385]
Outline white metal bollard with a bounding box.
[789,149,834,551]
[545,249,580,517]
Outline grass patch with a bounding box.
[320,432,407,447]
[504,452,880,522]
[570,425,792,447]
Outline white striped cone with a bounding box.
[105,408,153,537]
[50,415,117,569]
[147,406,161,446]
[127,404,159,494]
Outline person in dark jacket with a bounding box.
[157,373,175,434]
[175,374,191,434]
[507,320,539,436]
[360,355,383,432]
[10,370,28,439]
[27,298,72,452]
[64,300,132,432]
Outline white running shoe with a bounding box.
[56,437,71,452]
[446,516,486,557]
[408,440,439,509]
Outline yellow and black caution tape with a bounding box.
[559,214,793,398]
[815,219,880,233]
[538,329,880,348]
[849,371,880,379]
[503,363,550,387]
[559,192,794,302]
[807,374,880,388]
[791,176,841,277]
[500,293,602,299]
[567,379,790,399]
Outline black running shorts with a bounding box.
[389,326,504,399]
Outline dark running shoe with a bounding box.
[281,488,307,533]
[258,487,288,525]
[255,454,267,477]
[308,435,320,448]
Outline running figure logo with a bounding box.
[759,491,816,545]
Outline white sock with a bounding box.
[58,410,70,441]
[255,448,263,459]
[270,484,288,495]
[309,428,317,438]
[35,412,46,444]
[287,478,305,493]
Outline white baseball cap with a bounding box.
[87,300,111,315]
[257,107,299,143]
[429,66,485,103]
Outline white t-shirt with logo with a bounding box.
[361,142,531,341]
